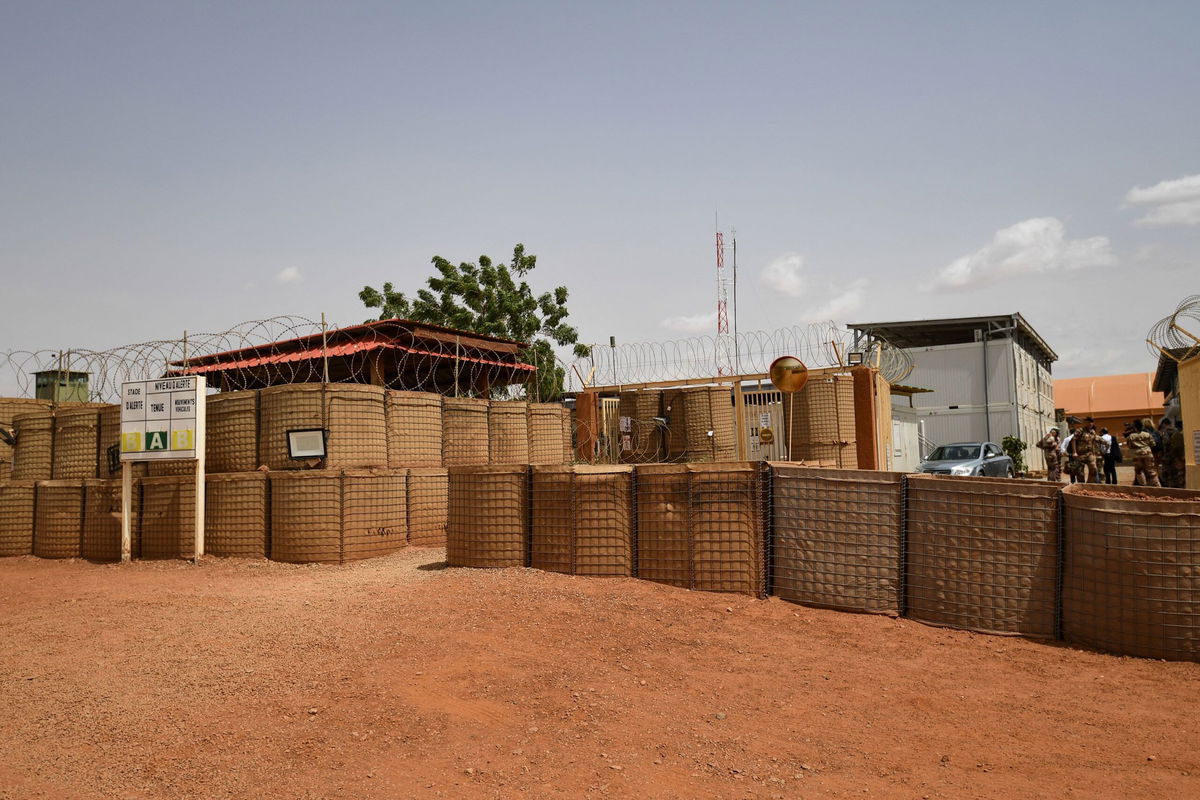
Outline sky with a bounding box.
[2,0,1198,390]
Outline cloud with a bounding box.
[802,278,868,321]
[1133,199,1200,228]
[925,217,1115,292]
[760,253,805,297]
[660,310,718,333]
[276,266,303,283]
[1125,173,1200,227]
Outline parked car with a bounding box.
[916,442,1014,478]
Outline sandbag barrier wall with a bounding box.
[446,464,1200,661]
[0,468,449,563]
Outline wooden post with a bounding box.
[120,460,132,563]
[575,390,601,463]
[194,379,207,561]
[852,366,880,470]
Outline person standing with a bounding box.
[1158,418,1177,488]
[1102,427,1122,484]
[1165,420,1186,488]
[1127,418,1161,487]
[1037,426,1063,482]
[1070,417,1101,484]
[1061,425,1078,483]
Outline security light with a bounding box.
[287,428,327,459]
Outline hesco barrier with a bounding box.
[12,411,53,481]
[147,459,195,477]
[33,480,84,559]
[259,383,388,471]
[661,389,689,460]
[0,399,51,481]
[81,478,125,562]
[407,467,448,546]
[441,397,489,466]
[634,463,765,596]
[530,465,634,577]
[1062,484,1200,661]
[206,390,260,473]
[270,471,342,563]
[268,469,408,563]
[340,468,407,562]
[0,481,36,556]
[140,476,196,559]
[386,390,442,467]
[618,390,663,463]
[528,403,567,465]
[784,373,857,468]
[51,406,105,480]
[446,465,527,568]
[205,472,268,558]
[561,407,573,462]
[906,475,1060,637]
[488,401,530,465]
[682,387,736,463]
[771,465,903,615]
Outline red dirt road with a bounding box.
[1,550,1197,799]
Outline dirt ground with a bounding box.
[1,551,1197,799]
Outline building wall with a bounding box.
[903,339,1054,472]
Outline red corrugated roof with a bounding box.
[174,339,535,376]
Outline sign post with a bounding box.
[119,376,206,562]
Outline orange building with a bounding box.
[1054,372,1165,433]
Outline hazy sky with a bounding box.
[2,1,1198,385]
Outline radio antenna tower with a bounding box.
[714,216,738,375]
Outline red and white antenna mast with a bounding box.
[715,219,737,375]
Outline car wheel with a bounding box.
[1005,467,1014,478]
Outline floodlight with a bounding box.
[288,428,327,459]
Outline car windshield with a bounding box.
[928,445,980,461]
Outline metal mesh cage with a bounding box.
[81,478,124,562]
[682,387,736,463]
[33,479,84,559]
[205,472,268,558]
[771,465,903,614]
[1062,484,1200,661]
[561,406,574,463]
[51,406,103,480]
[341,468,408,561]
[661,389,689,460]
[139,475,196,560]
[259,383,388,471]
[446,465,528,568]
[617,390,663,463]
[634,464,692,587]
[783,374,857,468]
[905,474,1059,637]
[633,463,765,596]
[206,390,260,473]
[690,462,765,595]
[488,400,531,465]
[528,403,567,465]
[12,411,53,481]
[407,467,448,547]
[269,471,343,563]
[0,399,51,478]
[530,465,634,577]
[441,397,490,466]
[147,459,195,477]
[385,390,443,467]
[0,481,36,556]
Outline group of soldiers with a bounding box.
[1037,416,1187,487]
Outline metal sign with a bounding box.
[120,377,206,461]
[759,427,775,445]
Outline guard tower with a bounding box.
[34,370,90,403]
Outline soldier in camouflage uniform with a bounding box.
[1037,426,1062,482]
[1069,417,1101,484]
[1127,418,1161,487]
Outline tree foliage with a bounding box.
[359,244,589,400]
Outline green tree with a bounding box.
[360,244,590,400]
